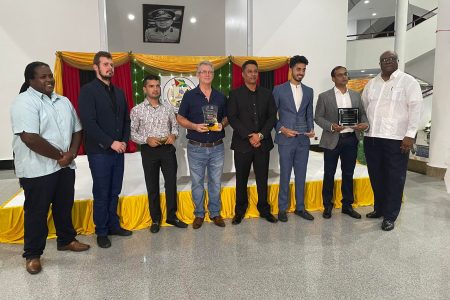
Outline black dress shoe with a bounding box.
[232,214,244,225]
[381,219,395,231]
[278,211,288,222]
[342,207,361,219]
[366,211,382,218]
[323,206,332,219]
[166,218,188,228]
[263,213,278,223]
[97,236,111,248]
[150,223,160,233]
[109,227,132,236]
[295,210,314,221]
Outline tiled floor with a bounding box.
[1,172,450,299]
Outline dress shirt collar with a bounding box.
[334,86,348,95]
[144,97,161,108]
[96,78,114,91]
[28,86,60,102]
[376,69,401,81]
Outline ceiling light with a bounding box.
[364,0,370,4]
[372,12,377,16]
[190,17,197,24]
[360,70,366,73]
[127,14,135,21]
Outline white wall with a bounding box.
[347,37,395,70]
[225,0,248,55]
[0,0,101,160]
[252,0,348,148]
[405,15,437,62]
[410,0,438,11]
[106,0,226,55]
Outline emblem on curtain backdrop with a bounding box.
[161,76,198,112]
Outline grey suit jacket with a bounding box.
[314,88,368,150]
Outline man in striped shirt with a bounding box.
[130,74,188,233]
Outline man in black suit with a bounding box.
[78,51,132,248]
[227,60,278,224]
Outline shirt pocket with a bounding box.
[391,87,404,102]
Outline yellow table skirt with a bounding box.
[0,178,373,244]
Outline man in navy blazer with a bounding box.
[273,55,315,222]
[78,51,132,249]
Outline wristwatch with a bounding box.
[258,132,264,140]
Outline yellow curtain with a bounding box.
[348,78,371,93]
[53,51,130,95]
[132,54,229,74]
[230,56,289,72]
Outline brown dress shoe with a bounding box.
[57,240,90,252]
[211,216,225,227]
[26,258,42,275]
[192,217,204,229]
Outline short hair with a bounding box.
[242,60,258,71]
[379,50,398,61]
[331,66,347,77]
[143,74,161,86]
[20,61,50,94]
[196,61,214,74]
[289,55,309,68]
[93,51,112,66]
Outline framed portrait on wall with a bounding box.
[143,4,184,43]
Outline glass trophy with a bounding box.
[294,119,308,134]
[202,105,220,131]
[338,108,359,126]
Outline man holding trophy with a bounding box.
[314,66,368,219]
[177,61,229,229]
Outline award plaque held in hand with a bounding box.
[294,119,308,135]
[338,108,359,126]
[202,105,220,131]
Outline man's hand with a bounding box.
[165,134,176,145]
[331,123,345,132]
[248,133,261,148]
[400,137,414,153]
[194,123,209,133]
[304,130,315,138]
[352,123,369,131]
[57,151,73,167]
[146,137,161,148]
[280,127,299,138]
[111,141,126,153]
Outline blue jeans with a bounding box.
[87,153,124,236]
[187,143,224,218]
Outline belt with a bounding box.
[188,139,223,147]
[339,132,355,138]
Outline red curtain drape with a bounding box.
[232,63,264,89]
[61,61,137,154]
[274,64,289,86]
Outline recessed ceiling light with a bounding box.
[360,70,366,73]
[372,12,377,16]
[190,17,197,24]
[364,0,370,4]
[127,14,135,21]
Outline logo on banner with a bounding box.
[162,76,198,112]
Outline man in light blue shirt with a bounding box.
[10,61,89,275]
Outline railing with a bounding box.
[347,7,437,40]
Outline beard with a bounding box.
[99,70,113,81]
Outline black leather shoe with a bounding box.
[342,207,361,219]
[232,214,244,225]
[366,211,382,218]
[323,206,332,219]
[97,236,111,248]
[150,223,160,233]
[295,210,314,221]
[166,218,188,228]
[278,211,288,222]
[381,219,395,231]
[109,227,132,236]
[263,213,278,223]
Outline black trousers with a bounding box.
[140,144,178,223]
[234,148,271,216]
[20,168,77,259]
[322,133,358,209]
[364,137,409,221]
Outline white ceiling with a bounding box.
[348,0,396,21]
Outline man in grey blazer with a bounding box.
[273,55,315,222]
[314,66,369,219]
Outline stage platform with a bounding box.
[0,151,373,243]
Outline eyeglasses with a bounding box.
[198,70,214,75]
[380,57,398,63]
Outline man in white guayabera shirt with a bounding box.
[362,50,422,231]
